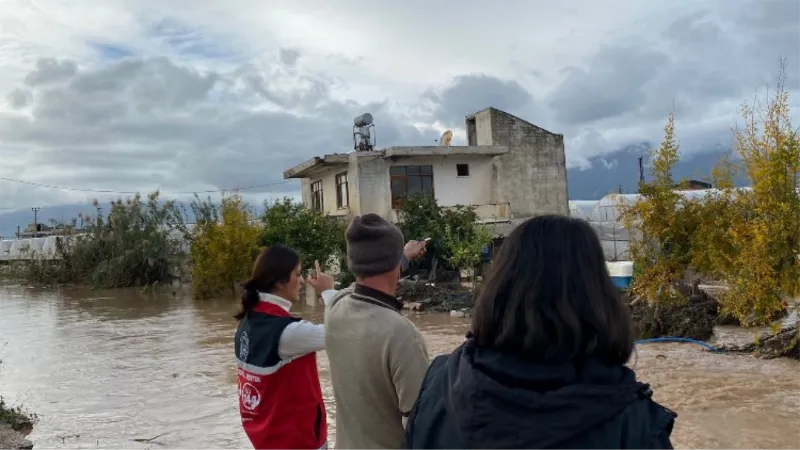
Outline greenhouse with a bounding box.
[586,188,753,223]
[576,187,761,261]
[568,200,598,220]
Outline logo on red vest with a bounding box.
[239,331,250,361]
[239,381,262,411]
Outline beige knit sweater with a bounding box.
[324,285,430,449]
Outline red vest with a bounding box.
[236,301,327,449]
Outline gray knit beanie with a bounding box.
[346,213,405,278]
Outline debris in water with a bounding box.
[132,432,169,444]
[627,282,719,341]
[397,280,474,313]
[720,325,799,360]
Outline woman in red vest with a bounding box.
[234,245,335,449]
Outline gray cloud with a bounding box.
[423,74,534,127]
[0,55,438,209]
[538,0,800,169]
[279,48,301,67]
[23,58,78,86]
[726,0,800,87]
[547,44,668,124]
[6,88,32,109]
[0,0,798,212]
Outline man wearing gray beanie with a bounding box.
[324,213,429,449]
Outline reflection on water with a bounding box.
[0,285,798,449]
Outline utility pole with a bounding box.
[31,207,40,237]
[638,157,645,183]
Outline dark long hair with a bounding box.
[471,214,634,366]
[234,245,301,320]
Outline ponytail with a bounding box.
[234,244,301,321]
[234,279,261,320]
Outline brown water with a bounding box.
[0,285,798,449]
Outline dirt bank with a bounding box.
[628,285,720,341]
[397,279,722,337]
[0,398,35,449]
[0,425,32,450]
[398,280,799,359]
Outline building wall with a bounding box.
[346,155,363,216]
[300,178,311,206]
[351,152,391,219]
[472,109,569,217]
[385,155,493,207]
[321,152,501,221]
[303,166,351,217]
[468,109,495,146]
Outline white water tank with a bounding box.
[354,113,373,127]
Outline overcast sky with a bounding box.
[0,0,798,211]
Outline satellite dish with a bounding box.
[439,130,453,146]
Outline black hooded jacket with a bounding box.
[403,338,676,449]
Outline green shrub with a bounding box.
[11,191,187,288]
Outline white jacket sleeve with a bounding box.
[277,289,337,359]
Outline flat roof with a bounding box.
[382,145,508,158]
[283,154,350,179]
[283,145,509,179]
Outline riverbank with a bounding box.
[398,279,799,359]
[0,398,35,449]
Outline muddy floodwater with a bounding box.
[0,285,798,449]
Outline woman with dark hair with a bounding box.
[403,215,676,449]
[234,245,335,450]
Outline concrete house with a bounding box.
[283,107,569,228]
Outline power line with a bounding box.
[0,176,296,195]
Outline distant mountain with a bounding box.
[566,144,748,200]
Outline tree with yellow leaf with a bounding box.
[688,152,742,279]
[620,112,695,304]
[719,65,800,325]
[190,192,262,299]
[622,63,799,329]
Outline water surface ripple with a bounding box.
[0,286,797,448]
